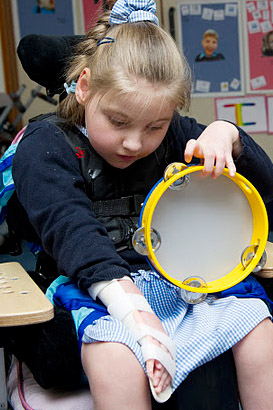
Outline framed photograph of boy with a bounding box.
[11,0,80,39]
[243,0,273,93]
[178,1,244,96]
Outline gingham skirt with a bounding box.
[47,269,271,393]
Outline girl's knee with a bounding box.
[233,318,273,365]
[82,342,151,409]
[245,318,273,340]
[82,342,146,386]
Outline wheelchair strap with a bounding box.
[92,194,146,217]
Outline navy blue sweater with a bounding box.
[12,114,273,290]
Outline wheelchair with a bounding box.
[0,33,273,410]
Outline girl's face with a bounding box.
[76,70,175,169]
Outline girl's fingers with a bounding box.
[146,359,155,380]
[202,152,216,176]
[146,359,163,386]
[225,154,236,177]
[154,370,171,393]
[185,140,236,179]
[184,139,198,163]
[211,154,226,178]
[146,358,171,393]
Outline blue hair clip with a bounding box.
[97,37,115,46]
[64,80,77,94]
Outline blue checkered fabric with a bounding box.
[109,0,159,26]
[47,269,271,393]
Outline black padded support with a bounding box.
[17,34,84,96]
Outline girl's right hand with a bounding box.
[119,279,174,394]
[184,120,242,178]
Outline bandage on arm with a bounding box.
[88,277,176,403]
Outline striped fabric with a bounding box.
[0,126,26,224]
[47,269,271,393]
[0,143,18,224]
[109,0,159,26]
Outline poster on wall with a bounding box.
[215,95,268,133]
[81,0,103,32]
[178,1,243,96]
[13,0,76,38]
[244,0,273,93]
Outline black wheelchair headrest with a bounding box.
[17,34,84,97]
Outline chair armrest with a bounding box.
[0,262,54,327]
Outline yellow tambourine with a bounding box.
[132,163,268,301]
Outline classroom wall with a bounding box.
[158,0,273,161]
[10,0,84,124]
[9,0,273,161]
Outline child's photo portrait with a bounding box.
[16,0,75,38]
[33,0,55,14]
[262,30,273,56]
[180,2,243,96]
[195,29,225,62]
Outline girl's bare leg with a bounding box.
[232,318,273,410]
[82,341,152,410]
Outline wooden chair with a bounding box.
[0,262,54,410]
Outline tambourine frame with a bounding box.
[139,165,268,293]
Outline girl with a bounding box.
[12,1,273,409]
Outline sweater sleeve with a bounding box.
[12,121,131,290]
[169,115,273,203]
[233,126,273,203]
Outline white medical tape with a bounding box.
[126,294,154,313]
[107,294,137,321]
[149,379,173,404]
[88,276,132,300]
[89,278,154,323]
[141,342,176,380]
[89,275,176,404]
[135,324,176,359]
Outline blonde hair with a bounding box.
[59,12,192,126]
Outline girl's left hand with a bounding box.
[184,121,242,179]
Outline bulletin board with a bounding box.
[13,0,77,38]
[243,0,273,93]
[178,1,244,96]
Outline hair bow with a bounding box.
[109,0,159,26]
